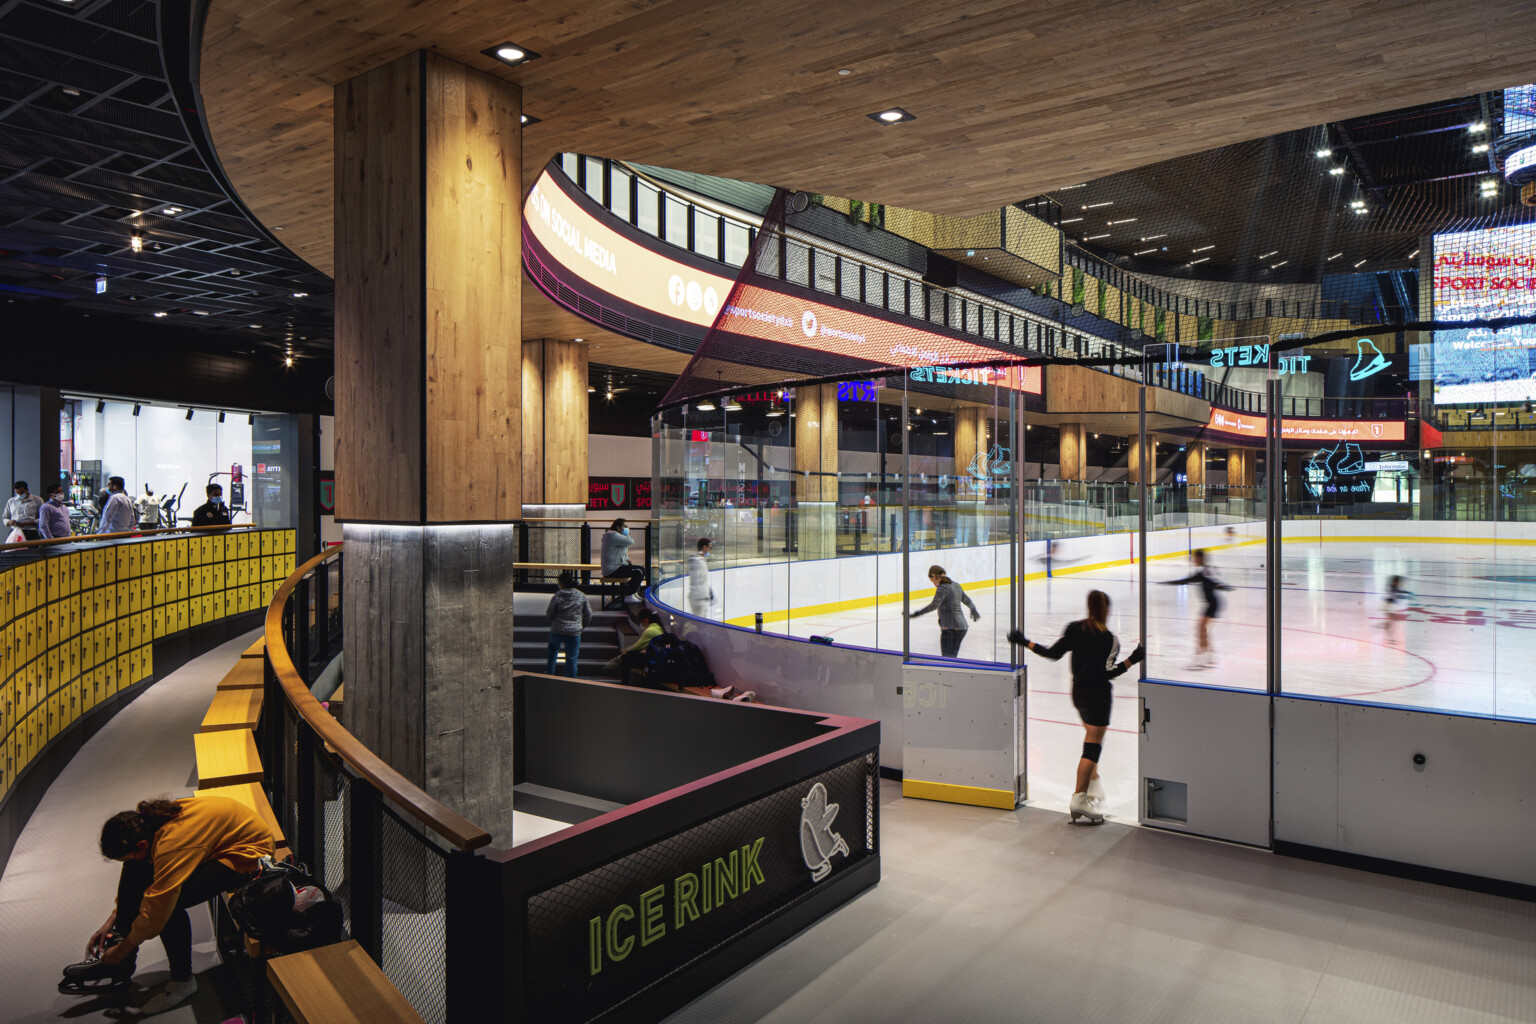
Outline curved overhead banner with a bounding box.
[523,167,1040,395]
[1206,408,1405,443]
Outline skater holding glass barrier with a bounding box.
[1008,590,1143,824]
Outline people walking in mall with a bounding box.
[1008,590,1143,824]
[190,482,232,527]
[97,476,136,535]
[5,480,43,541]
[687,537,714,617]
[601,517,646,605]
[907,564,981,658]
[605,607,664,684]
[61,795,274,1013]
[37,481,70,539]
[1162,548,1231,669]
[545,570,593,677]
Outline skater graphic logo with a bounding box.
[799,782,849,882]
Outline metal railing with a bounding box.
[262,545,490,1023]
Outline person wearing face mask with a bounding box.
[190,483,232,528]
[5,480,44,541]
[97,477,137,535]
[37,481,71,540]
[600,517,646,605]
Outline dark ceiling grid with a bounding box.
[0,0,332,361]
[1053,92,1536,287]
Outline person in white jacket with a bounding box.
[687,537,714,617]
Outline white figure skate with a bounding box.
[1069,791,1105,824]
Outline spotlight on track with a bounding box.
[95,399,105,413]
[185,408,194,421]
[132,403,141,417]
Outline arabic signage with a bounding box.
[588,476,651,512]
[1430,224,1536,405]
[1205,409,1406,443]
[521,755,876,1024]
[524,168,1042,397]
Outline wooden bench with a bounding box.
[195,728,264,788]
[241,636,266,659]
[217,658,265,690]
[201,687,264,732]
[267,940,428,1024]
[200,781,290,859]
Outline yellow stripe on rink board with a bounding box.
[719,533,1533,627]
[902,778,1019,810]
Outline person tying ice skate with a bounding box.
[61,795,274,1014]
[1008,590,1142,824]
[1162,548,1231,669]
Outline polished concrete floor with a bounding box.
[665,781,1536,1024]
[0,628,262,1023]
[2,626,1533,1023]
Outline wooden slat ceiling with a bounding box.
[200,0,1536,285]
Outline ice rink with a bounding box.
[739,537,1536,821]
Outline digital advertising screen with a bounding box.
[1431,223,1536,404]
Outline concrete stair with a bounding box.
[511,602,630,675]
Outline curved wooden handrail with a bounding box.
[265,544,492,852]
[1,521,266,552]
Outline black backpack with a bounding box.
[643,633,715,688]
[226,857,343,955]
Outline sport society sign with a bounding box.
[522,755,876,1023]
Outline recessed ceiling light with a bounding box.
[1470,121,1487,132]
[838,68,852,76]
[62,87,80,97]
[1060,217,1083,224]
[868,107,915,124]
[129,235,143,253]
[1408,249,1420,258]
[162,206,183,215]
[1354,259,1367,268]
[1139,234,1167,241]
[482,42,541,67]
[1107,217,1137,225]
[1084,233,1109,240]
[1271,260,1288,269]
[153,311,168,317]
[1328,167,1345,175]
[1328,252,1343,260]
[249,324,262,329]
[292,291,308,298]
[1190,257,1210,265]
[1258,250,1278,259]
[1134,247,1159,256]
[1473,143,1489,153]
[520,113,541,126]
[1083,201,1113,209]
[1192,244,1214,252]
[1315,148,1331,158]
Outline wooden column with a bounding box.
[1228,447,1257,489]
[1185,441,1206,498]
[1058,422,1086,481]
[335,51,522,846]
[521,338,590,562]
[793,384,839,558]
[1127,436,1147,485]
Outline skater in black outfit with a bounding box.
[1163,548,1231,669]
[1008,590,1142,823]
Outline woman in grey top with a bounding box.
[600,517,646,602]
[545,571,593,676]
[907,564,981,658]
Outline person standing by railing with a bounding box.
[5,480,42,541]
[687,537,714,617]
[37,481,70,539]
[97,476,136,535]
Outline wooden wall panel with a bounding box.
[520,342,544,505]
[424,53,522,522]
[334,55,423,522]
[793,384,839,503]
[542,340,589,505]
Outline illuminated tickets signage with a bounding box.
[1205,408,1406,442]
[524,167,1042,396]
[522,755,876,1023]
